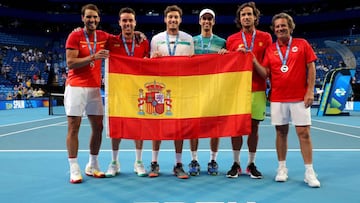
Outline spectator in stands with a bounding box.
[26,87,33,99]
[3,64,12,80]
[16,71,24,83]
[32,88,38,98]
[25,78,31,88]
[13,84,19,93]
[253,12,321,188]
[36,87,45,97]
[15,87,23,99]
[64,3,110,184]
[6,92,13,100]
[339,61,346,67]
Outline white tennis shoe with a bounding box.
[70,163,82,183]
[304,168,321,188]
[275,167,288,182]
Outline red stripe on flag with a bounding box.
[108,114,251,140]
[109,52,253,76]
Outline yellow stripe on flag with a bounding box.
[107,71,252,118]
[105,52,253,140]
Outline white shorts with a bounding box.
[64,85,103,116]
[270,102,311,126]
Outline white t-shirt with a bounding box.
[150,31,194,57]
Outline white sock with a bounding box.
[68,158,78,167]
[191,151,198,161]
[305,164,313,171]
[175,153,182,164]
[233,150,240,164]
[152,151,159,162]
[135,149,142,162]
[112,150,119,162]
[248,152,256,165]
[89,154,98,166]
[210,151,218,162]
[278,161,286,169]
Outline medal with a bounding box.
[90,61,94,68]
[280,65,288,72]
[276,36,292,73]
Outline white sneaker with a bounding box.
[105,161,120,177]
[134,161,147,177]
[70,163,82,183]
[304,168,321,188]
[85,163,105,178]
[275,167,288,182]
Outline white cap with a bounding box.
[199,9,215,18]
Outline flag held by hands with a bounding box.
[105,52,253,140]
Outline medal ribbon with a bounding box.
[166,33,179,56]
[200,34,213,53]
[84,29,97,60]
[121,34,135,56]
[276,36,292,66]
[241,30,256,51]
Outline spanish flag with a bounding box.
[105,52,252,140]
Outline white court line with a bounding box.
[312,119,360,129]
[0,121,67,137]
[1,149,360,152]
[0,116,66,127]
[311,126,360,139]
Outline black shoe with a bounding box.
[173,163,189,179]
[207,160,219,176]
[246,163,263,179]
[188,160,200,176]
[149,161,159,177]
[226,162,241,178]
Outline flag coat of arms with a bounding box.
[105,52,252,140]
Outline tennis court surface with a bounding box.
[0,107,359,203]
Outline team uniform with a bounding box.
[193,34,225,54]
[64,29,109,116]
[107,33,150,58]
[262,38,317,126]
[150,31,194,56]
[104,32,150,178]
[226,30,272,120]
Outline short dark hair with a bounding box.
[119,7,136,17]
[164,5,183,17]
[81,4,100,16]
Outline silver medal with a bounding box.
[280,65,288,73]
[90,61,94,68]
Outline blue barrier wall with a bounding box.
[0,98,51,110]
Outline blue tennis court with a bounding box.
[0,107,359,203]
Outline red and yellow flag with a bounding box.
[105,52,252,140]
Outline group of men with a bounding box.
[64,2,321,188]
